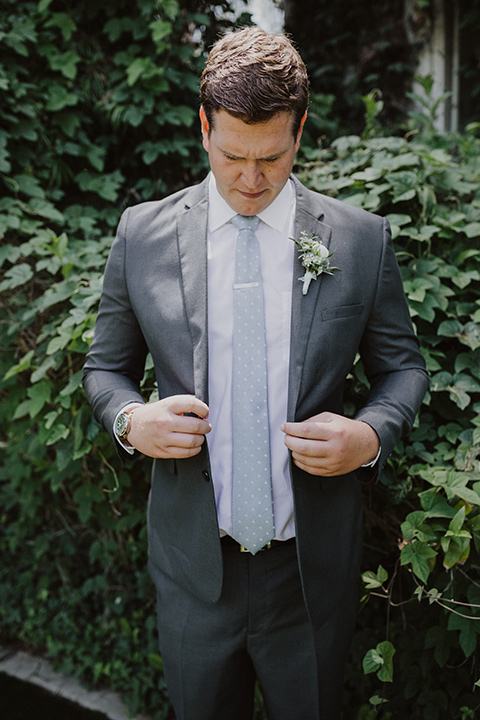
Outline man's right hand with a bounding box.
[127,395,211,459]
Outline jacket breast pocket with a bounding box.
[321,303,364,322]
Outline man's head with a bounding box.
[200,25,309,138]
[200,26,309,216]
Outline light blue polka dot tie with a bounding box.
[231,214,274,554]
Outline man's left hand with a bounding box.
[281,412,380,476]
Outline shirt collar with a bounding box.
[207,173,295,233]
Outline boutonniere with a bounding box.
[291,231,339,295]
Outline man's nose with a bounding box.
[240,161,263,189]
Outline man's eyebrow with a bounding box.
[220,148,288,161]
[263,150,287,161]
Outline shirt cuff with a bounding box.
[362,445,381,467]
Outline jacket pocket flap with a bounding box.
[321,303,364,321]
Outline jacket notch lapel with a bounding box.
[176,190,209,404]
[287,200,332,421]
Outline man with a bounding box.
[83,26,428,720]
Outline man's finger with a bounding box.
[281,420,331,440]
[169,414,212,435]
[291,457,328,475]
[163,431,207,450]
[291,450,325,467]
[152,444,205,460]
[167,394,210,419]
[286,438,327,458]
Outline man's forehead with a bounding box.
[210,110,297,151]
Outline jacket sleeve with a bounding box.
[354,217,429,475]
[82,207,148,459]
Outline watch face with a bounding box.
[115,413,128,438]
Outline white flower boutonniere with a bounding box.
[291,231,339,295]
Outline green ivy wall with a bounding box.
[1,2,479,719]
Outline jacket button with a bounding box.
[202,470,210,482]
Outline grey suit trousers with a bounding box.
[150,539,357,720]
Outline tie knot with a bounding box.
[231,214,260,232]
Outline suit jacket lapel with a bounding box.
[287,177,332,421]
[176,179,210,404]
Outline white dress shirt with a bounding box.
[206,173,296,540]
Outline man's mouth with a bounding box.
[237,189,266,199]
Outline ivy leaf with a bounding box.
[73,484,104,523]
[27,381,52,419]
[48,51,81,80]
[442,536,470,569]
[27,199,65,224]
[409,293,438,322]
[460,323,480,351]
[455,351,480,379]
[126,57,153,86]
[386,170,418,202]
[12,174,45,199]
[38,0,55,12]
[362,565,388,589]
[438,319,463,338]
[401,510,431,541]
[103,17,129,42]
[3,350,35,381]
[448,506,466,535]
[161,0,179,20]
[45,422,70,446]
[46,328,73,355]
[44,12,77,41]
[419,489,456,519]
[386,213,412,227]
[446,476,480,506]
[59,370,83,398]
[148,653,164,671]
[430,371,452,392]
[46,85,78,112]
[0,263,34,292]
[447,613,480,658]
[400,541,437,583]
[425,625,454,668]
[363,641,396,682]
[123,106,145,127]
[404,277,435,302]
[470,515,480,555]
[75,170,123,202]
[149,19,172,45]
[369,695,389,709]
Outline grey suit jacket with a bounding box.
[83,175,428,628]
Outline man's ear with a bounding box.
[199,106,210,151]
[295,111,307,151]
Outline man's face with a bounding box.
[200,108,304,216]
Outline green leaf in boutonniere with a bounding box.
[291,231,340,295]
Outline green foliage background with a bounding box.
[1,2,479,719]
[285,0,480,134]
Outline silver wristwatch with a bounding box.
[114,407,136,442]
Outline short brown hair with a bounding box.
[200,26,309,137]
